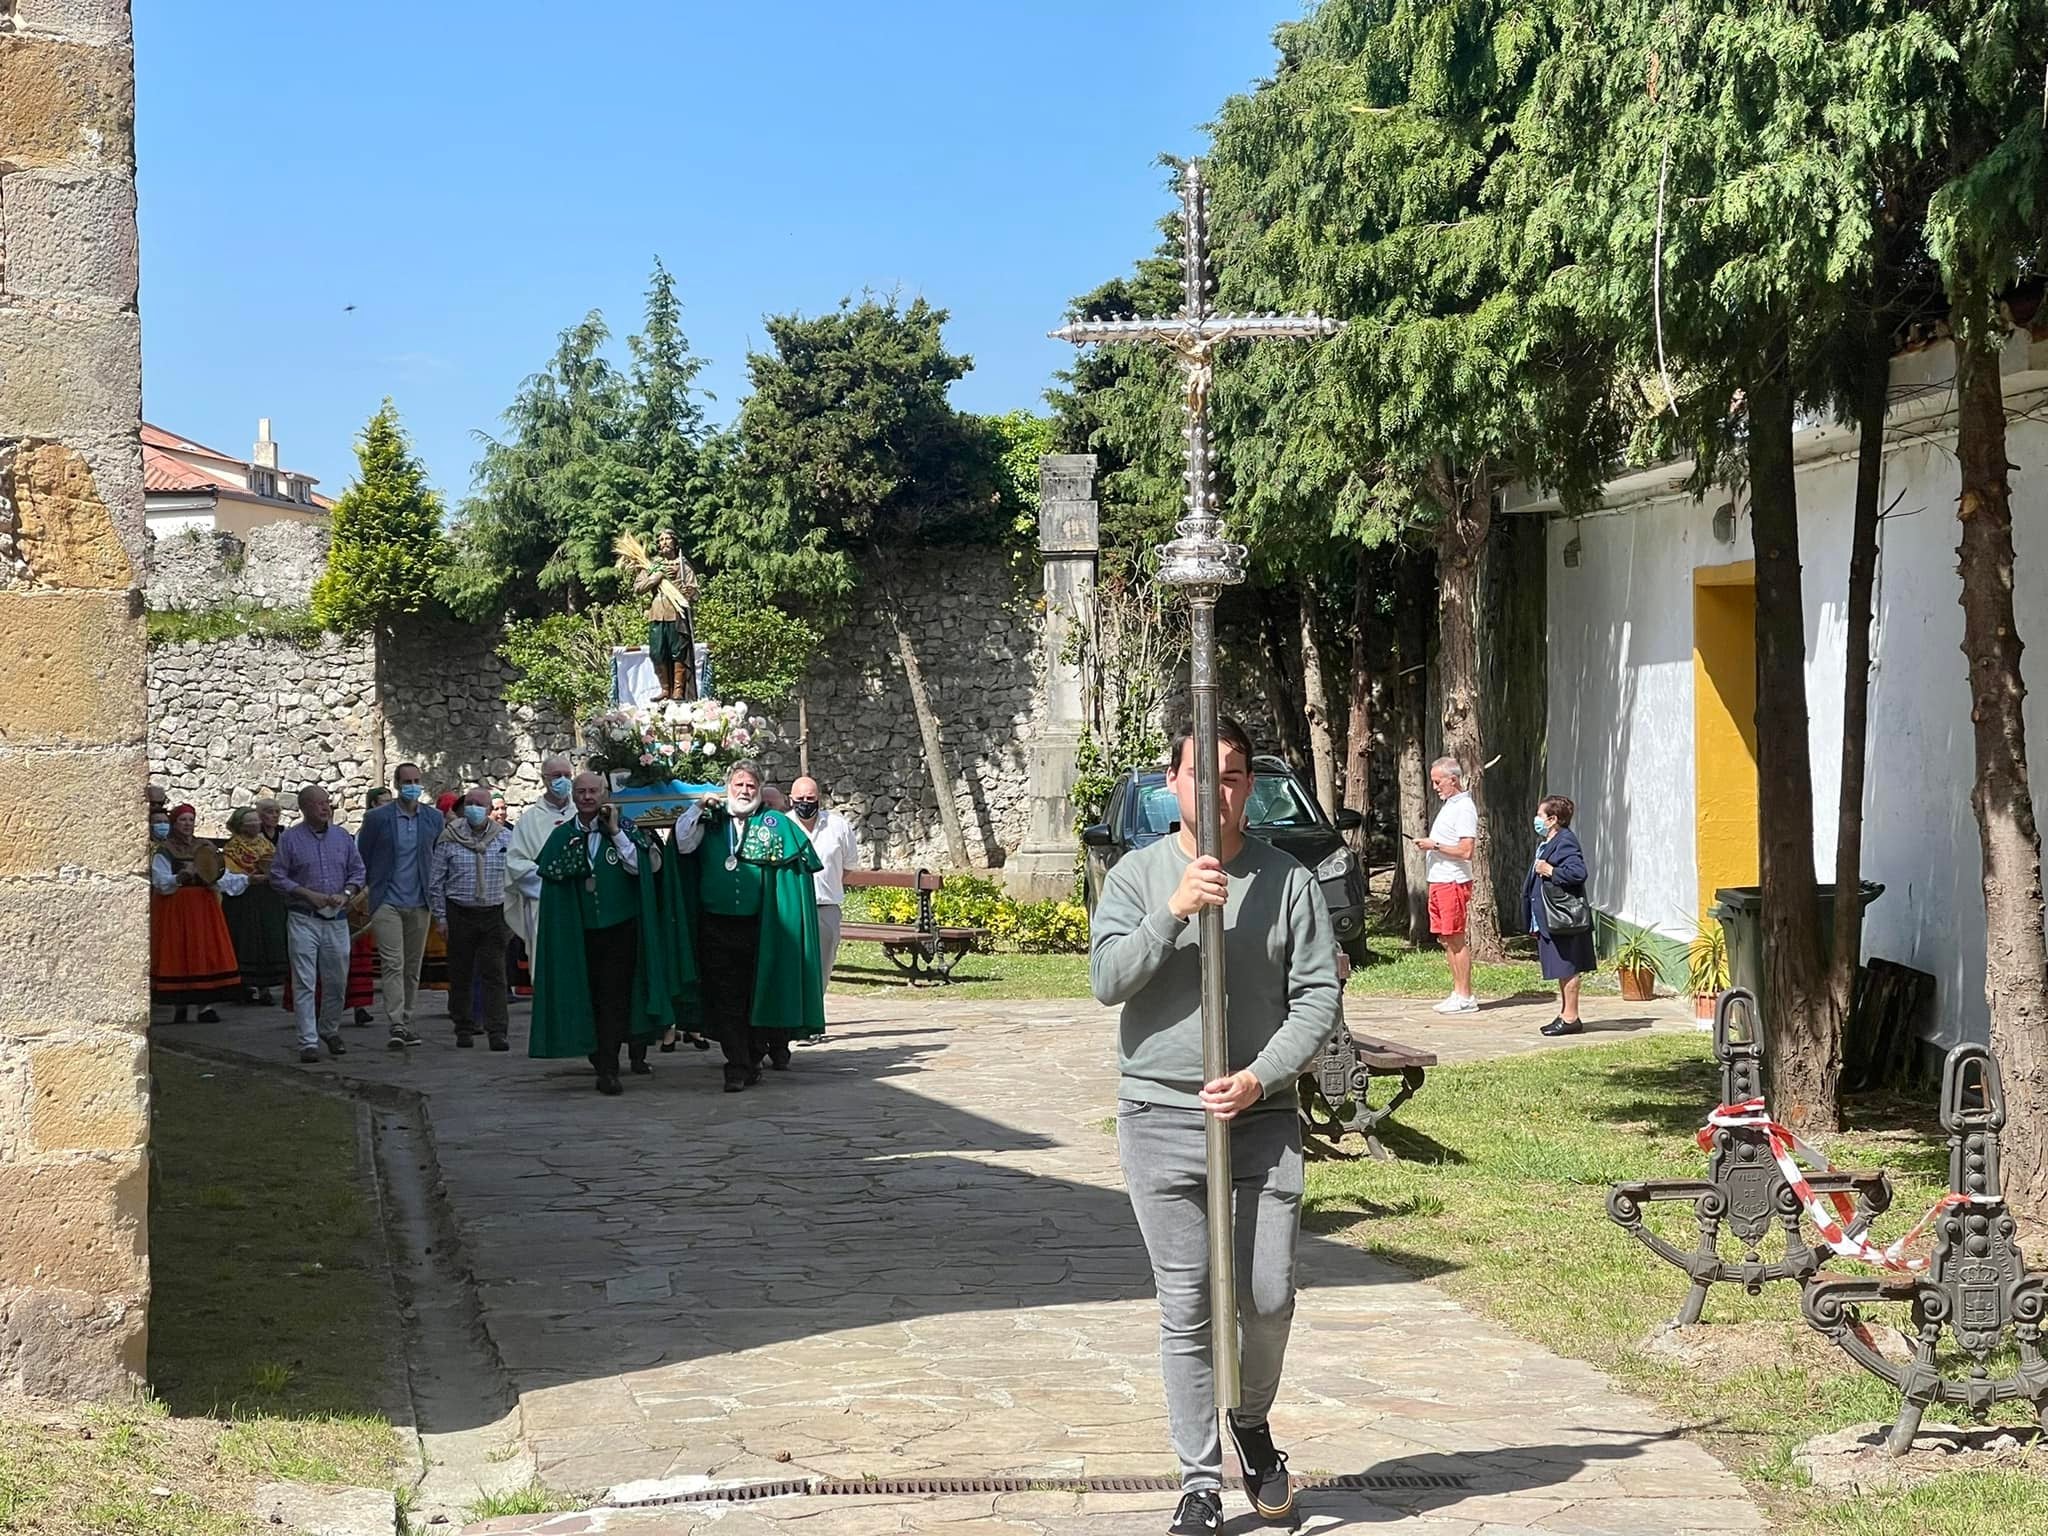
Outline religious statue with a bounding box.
[630,527,700,702]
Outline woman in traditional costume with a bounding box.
[150,803,245,1023]
[221,806,288,1005]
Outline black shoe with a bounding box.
[630,1058,652,1076]
[723,1070,748,1093]
[488,1035,509,1052]
[322,1033,346,1058]
[351,1009,374,1028]
[594,1073,623,1096]
[1540,1016,1585,1037]
[299,1047,321,1064]
[197,1008,221,1023]
[256,990,275,1007]
[1168,1489,1222,1535]
[687,1032,710,1051]
[1228,1416,1294,1521]
[388,1026,423,1049]
[659,1040,677,1053]
[768,1044,792,1071]
[745,1066,763,1087]
[455,1031,475,1048]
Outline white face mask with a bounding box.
[727,791,760,818]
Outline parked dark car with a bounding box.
[1080,755,1369,961]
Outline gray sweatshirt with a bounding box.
[1090,833,1343,1113]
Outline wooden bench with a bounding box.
[1299,1026,1438,1162]
[840,869,987,985]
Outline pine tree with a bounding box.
[311,400,447,636]
[628,257,709,539]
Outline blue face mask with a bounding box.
[464,804,489,829]
[1534,815,1550,839]
[150,821,170,841]
[398,783,423,803]
[549,776,573,800]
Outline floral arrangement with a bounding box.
[586,697,763,788]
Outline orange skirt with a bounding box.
[151,886,242,1003]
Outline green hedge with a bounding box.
[146,604,328,649]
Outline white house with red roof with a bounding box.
[144,418,334,538]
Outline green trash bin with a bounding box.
[1710,881,1886,1027]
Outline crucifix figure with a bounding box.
[1052,159,1341,1414]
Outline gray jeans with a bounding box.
[287,911,350,1050]
[1117,1099,1303,1491]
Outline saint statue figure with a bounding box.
[634,527,700,701]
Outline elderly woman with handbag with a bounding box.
[1526,794,1596,1037]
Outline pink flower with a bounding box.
[638,752,655,766]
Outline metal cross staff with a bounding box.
[1052,160,1341,1411]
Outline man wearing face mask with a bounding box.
[507,754,579,969]
[358,763,443,1049]
[788,776,858,1037]
[529,772,675,1094]
[430,785,517,1051]
[672,761,827,1091]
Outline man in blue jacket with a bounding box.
[357,762,442,1049]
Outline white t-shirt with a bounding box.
[1426,791,1478,886]
[800,808,860,907]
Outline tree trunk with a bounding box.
[1748,362,1837,1132]
[1257,603,1309,768]
[1343,560,1373,857]
[1299,583,1340,817]
[1433,460,1503,961]
[797,693,812,780]
[1829,329,1889,1029]
[1395,669,1431,946]
[883,595,973,869]
[1955,324,2048,1222]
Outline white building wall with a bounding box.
[1543,337,2048,1050]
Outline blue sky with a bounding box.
[135,1,1305,499]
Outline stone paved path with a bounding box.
[179,985,1750,1534]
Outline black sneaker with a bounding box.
[321,1033,346,1058]
[388,1026,423,1050]
[1168,1489,1221,1535]
[488,1035,509,1052]
[350,1009,374,1028]
[1228,1417,1294,1521]
[298,1046,321,1064]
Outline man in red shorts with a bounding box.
[1414,756,1479,1013]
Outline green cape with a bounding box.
[653,824,701,1024]
[682,806,827,1036]
[528,819,675,1059]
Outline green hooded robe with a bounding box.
[528,817,675,1058]
[682,804,827,1036]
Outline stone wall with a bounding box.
[0,0,154,1403]
[144,518,328,612]
[145,546,1047,865]
[148,616,575,828]
[761,550,1042,869]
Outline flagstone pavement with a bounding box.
[178,984,1752,1534]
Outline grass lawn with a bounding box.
[0,1053,406,1535]
[1304,1033,2048,1533]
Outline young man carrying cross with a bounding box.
[1089,717,1343,1533]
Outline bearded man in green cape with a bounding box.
[674,760,825,1092]
[529,772,674,1095]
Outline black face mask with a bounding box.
[791,799,820,819]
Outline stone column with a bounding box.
[1006,455,1099,901]
[0,0,153,1401]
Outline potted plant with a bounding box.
[1687,919,1731,1025]
[1611,928,1661,1002]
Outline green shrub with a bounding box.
[853,874,1089,955]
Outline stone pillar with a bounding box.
[1006,455,1099,901]
[0,0,153,1402]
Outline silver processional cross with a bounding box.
[1051,160,1341,1412]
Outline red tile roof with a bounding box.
[141,420,334,511]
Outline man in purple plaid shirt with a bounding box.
[269,784,367,1064]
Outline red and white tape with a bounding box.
[1699,1099,1984,1275]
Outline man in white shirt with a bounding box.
[506,753,579,971]
[1413,756,1480,1013]
[789,777,859,1032]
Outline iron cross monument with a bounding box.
[1051,159,1342,1412]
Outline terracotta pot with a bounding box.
[1693,990,1720,1022]
[1619,965,1658,1002]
